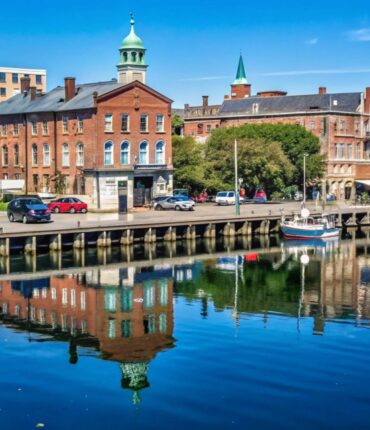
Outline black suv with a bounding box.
[7,197,51,224]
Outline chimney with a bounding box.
[319,87,327,95]
[64,77,76,102]
[202,96,209,107]
[29,87,37,101]
[20,76,31,94]
[365,87,370,114]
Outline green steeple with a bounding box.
[233,55,247,85]
[120,14,145,50]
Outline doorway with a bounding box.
[134,176,153,207]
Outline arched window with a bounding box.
[131,52,137,62]
[123,52,128,62]
[120,141,130,165]
[14,144,19,166]
[155,141,165,164]
[139,52,143,62]
[62,143,69,167]
[139,141,149,164]
[76,143,84,166]
[32,144,38,166]
[104,141,114,165]
[2,145,8,166]
[43,143,50,166]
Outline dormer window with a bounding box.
[333,100,338,106]
[252,103,259,114]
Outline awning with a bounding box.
[355,180,370,186]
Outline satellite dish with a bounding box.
[300,254,310,265]
[301,208,310,218]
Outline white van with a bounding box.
[215,191,236,205]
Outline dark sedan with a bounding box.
[7,197,51,224]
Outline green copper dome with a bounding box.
[120,15,145,50]
[233,55,248,85]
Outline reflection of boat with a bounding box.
[282,237,339,250]
[281,209,340,239]
[216,256,243,272]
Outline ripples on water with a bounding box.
[0,237,370,430]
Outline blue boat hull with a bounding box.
[281,225,340,239]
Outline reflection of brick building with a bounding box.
[184,55,370,200]
[0,266,174,403]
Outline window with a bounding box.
[104,289,116,312]
[159,313,167,333]
[42,121,48,135]
[32,144,38,165]
[334,143,345,160]
[80,291,86,310]
[0,88,6,97]
[76,143,84,166]
[144,314,156,334]
[51,288,57,300]
[0,72,5,83]
[104,141,113,165]
[121,114,129,132]
[355,144,361,159]
[2,145,8,166]
[140,114,148,132]
[14,144,19,165]
[159,280,168,306]
[77,115,83,133]
[1,124,7,136]
[36,74,42,85]
[339,120,345,132]
[62,288,68,305]
[121,288,133,312]
[365,142,370,160]
[206,124,212,133]
[310,120,315,129]
[33,174,39,190]
[139,141,149,164]
[108,319,116,338]
[13,122,19,136]
[348,144,353,160]
[252,103,259,114]
[14,173,21,180]
[121,320,132,338]
[120,141,130,164]
[43,143,50,166]
[144,282,155,308]
[104,114,113,132]
[156,114,164,132]
[12,73,18,84]
[31,121,38,136]
[71,289,76,307]
[62,115,68,133]
[62,143,69,166]
[155,141,165,164]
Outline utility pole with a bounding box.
[234,139,240,216]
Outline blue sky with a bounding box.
[1,0,370,107]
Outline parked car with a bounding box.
[7,197,51,224]
[154,196,195,211]
[173,189,189,198]
[216,191,245,205]
[253,189,267,203]
[294,191,304,201]
[48,197,88,214]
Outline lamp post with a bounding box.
[234,139,240,216]
[303,153,308,207]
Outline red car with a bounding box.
[48,197,88,214]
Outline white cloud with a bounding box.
[348,28,370,41]
[305,38,319,45]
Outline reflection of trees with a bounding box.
[175,257,305,317]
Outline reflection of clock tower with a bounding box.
[117,15,148,85]
[120,362,150,405]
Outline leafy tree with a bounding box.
[172,114,184,136]
[51,171,68,194]
[204,136,294,195]
[172,136,206,193]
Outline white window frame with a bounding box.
[104,141,114,165]
[139,141,149,164]
[121,114,130,132]
[156,114,164,132]
[155,141,165,164]
[42,121,49,135]
[31,121,38,136]
[76,143,84,166]
[62,115,68,133]
[43,143,51,166]
[120,141,130,165]
[77,115,83,133]
[140,114,148,132]
[62,143,70,167]
[104,114,113,132]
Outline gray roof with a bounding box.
[220,92,362,116]
[0,81,123,115]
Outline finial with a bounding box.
[130,13,134,26]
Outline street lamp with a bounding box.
[234,139,241,216]
[303,153,308,207]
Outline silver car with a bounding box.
[154,196,195,211]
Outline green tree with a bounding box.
[207,124,324,186]
[172,114,184,136]
[172,136,206,193]
[204,136,294,195]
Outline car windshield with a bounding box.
[23,199,43,205]
[217,192,227,197]
[175,196,190,201]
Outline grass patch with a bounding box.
[0,202,8,211]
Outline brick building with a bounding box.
[0,16,173,209]
[184,55,370,200]
[0,67,46,102]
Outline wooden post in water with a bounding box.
[24,236,36,254]
[0,238,10,257]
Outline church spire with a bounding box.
[233,55,247,85]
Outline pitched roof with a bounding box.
[0,81,123,115]
[220,92,362,116]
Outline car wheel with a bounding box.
[175,205,181,211]
[190,207,195,211]
[155,205,162,211]
[22,215,28,224]
[69,207,76,214]
[8,213,14,222]
[54,207,60,214]
[81,208,87,214]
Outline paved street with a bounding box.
[0,200,345,235]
